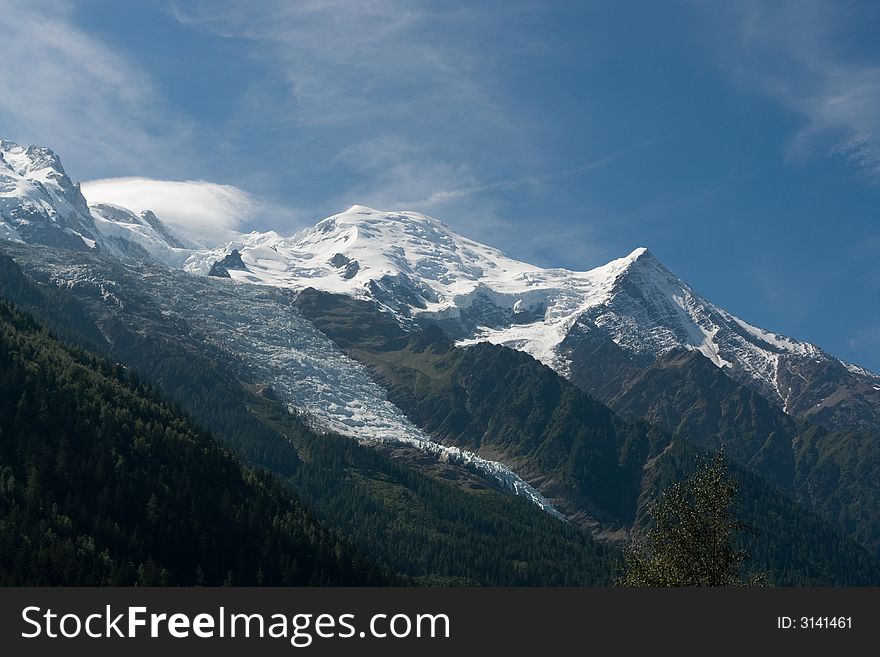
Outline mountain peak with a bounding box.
[319,205,450,232]
[610,245,678,284]
[346,204,382,215]
[606,246,658,277]
[89,202,191,261]
[0,140,65,178]
[0,139,25,156]
[625,246,650,261]
[1,138,98,251]
[621,246,670,271]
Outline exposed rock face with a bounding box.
[208,249,248,277]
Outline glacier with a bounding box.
[6,243,563,518]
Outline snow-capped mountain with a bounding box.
[1,139,102,250]
[3,140,878,435]
[183,204,643,367]
[183,205,672,373]
[1,139,194,264]
[90,202,193,266]
[181,205,880,431]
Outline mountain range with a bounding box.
[3,138,880,585]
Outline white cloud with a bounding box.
[81,178,258,245]
[708,0,880,179]
[0,0,190,178]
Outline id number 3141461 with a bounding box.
[777,617,852,630]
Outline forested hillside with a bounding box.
[296,288,880,585]
[0,248,616,586]
[0,299,385,586]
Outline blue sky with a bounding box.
[1,0,879,370]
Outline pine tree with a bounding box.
[619,450,764,586]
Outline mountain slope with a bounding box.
[294,288,664,529]
[607,348,801,490]
[588,347,880,556]
[90,202,193,265]
[560,249,880,435]
[0,246,616,585]
[0,297,386,586]
[5,241,561,513]
[294,288,880,584]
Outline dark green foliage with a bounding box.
[297,289,880,585]
[0,299,385,586]
[286,428,616,586]
[620,451,761,586]
[223,387,616,585]
[0,250,614,586]
[794,423,880,555]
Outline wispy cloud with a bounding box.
[81,177,266,245]
[318,132,669,268]
[0,0,191,178]
[328,132,673,208]
[169,1,508,130]
[167,0,542,231]
[327,136,480,210]
[706,0,880,179]
[849,327,880,353]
